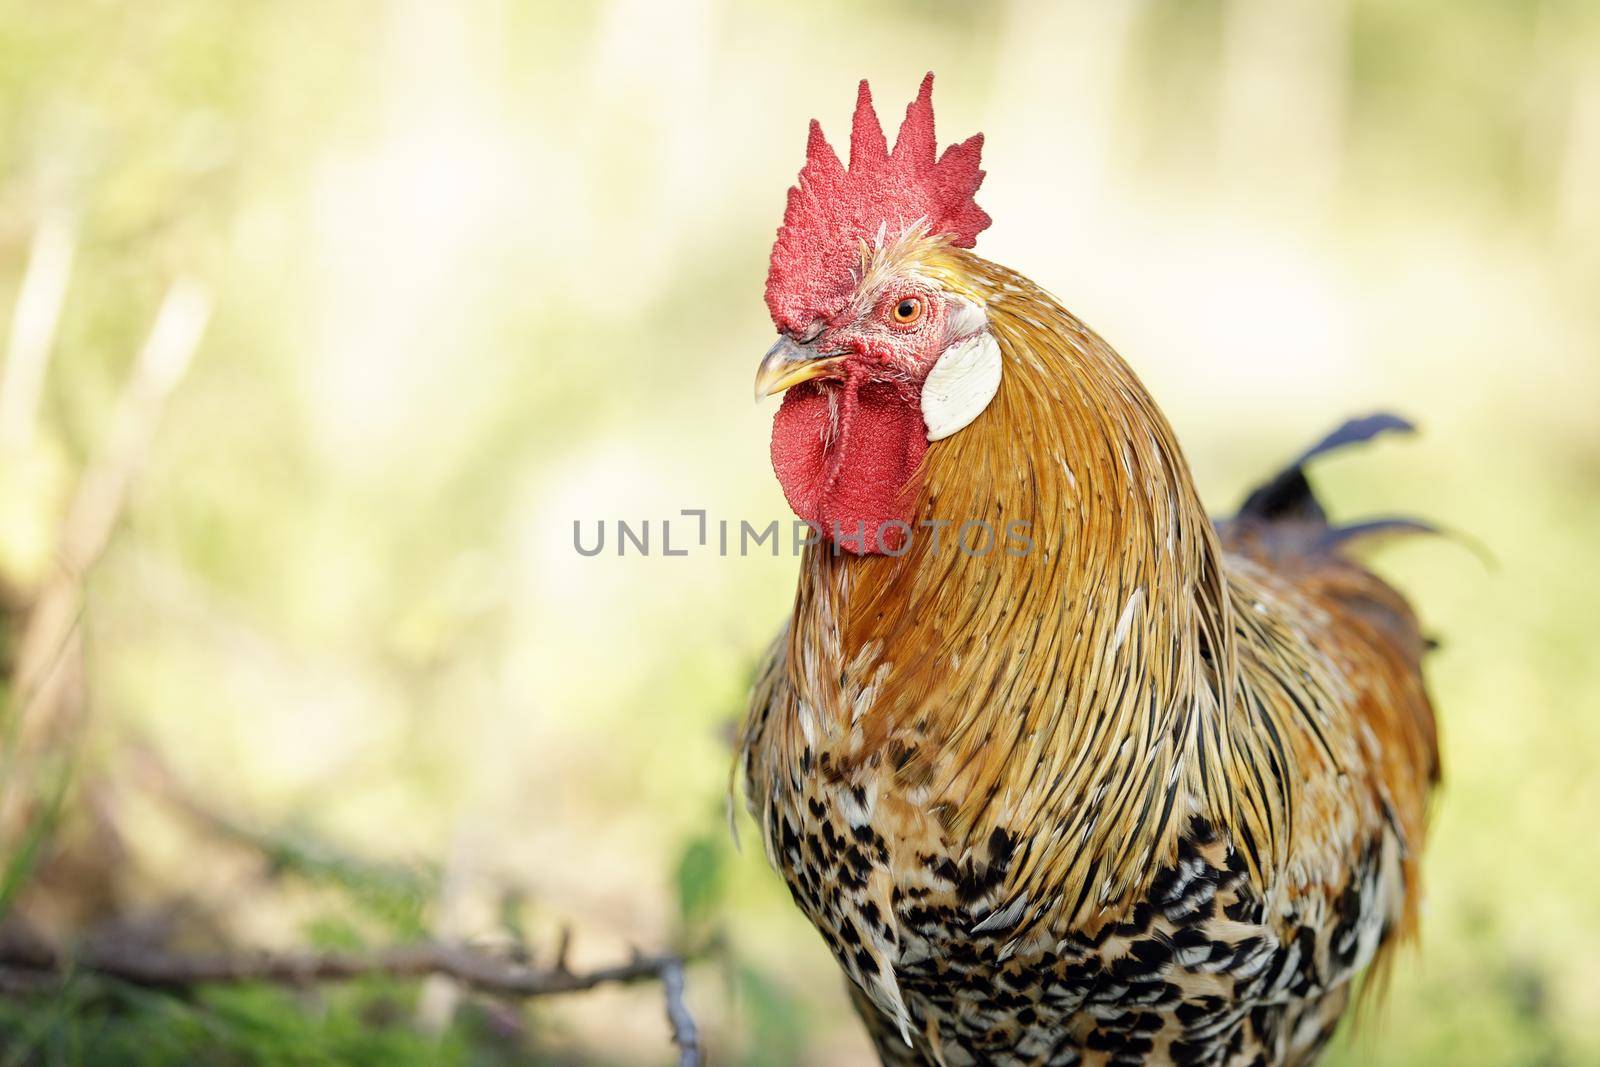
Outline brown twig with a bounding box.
[658,956,703,1067]
[0,934,705,1065]
[553,923,573,973]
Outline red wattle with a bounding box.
[771,378,928,555]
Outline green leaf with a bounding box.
[673,833,726,933]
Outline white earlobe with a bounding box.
[921,331,1001,441]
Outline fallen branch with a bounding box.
[0,934,705,1065]
[659,956,703,1067]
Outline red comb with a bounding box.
[764,74,990,333]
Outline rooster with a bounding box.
[737,75,1439,1066]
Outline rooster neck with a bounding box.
[784,253,1242,923]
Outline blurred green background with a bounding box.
[0,1,1597,1064]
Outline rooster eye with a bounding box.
[890,297,923,325]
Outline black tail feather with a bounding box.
[1323,516,1496,569]
[1237,413,1418,524]
[1316,517,1440,552]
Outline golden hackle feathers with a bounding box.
[763,242,1435,937]
[738,225,1443,1066]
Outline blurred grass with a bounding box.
[0,0,1597,1063]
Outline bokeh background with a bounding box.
[0,1,1597,1064]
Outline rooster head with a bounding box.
[757,74,999,555]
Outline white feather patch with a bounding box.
[944,293,988,339]
[920,331,1001,441]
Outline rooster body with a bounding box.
[739,79,1438,1067]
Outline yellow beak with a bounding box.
[754,336,846,399]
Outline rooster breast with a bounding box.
[739,535,1433,1067]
